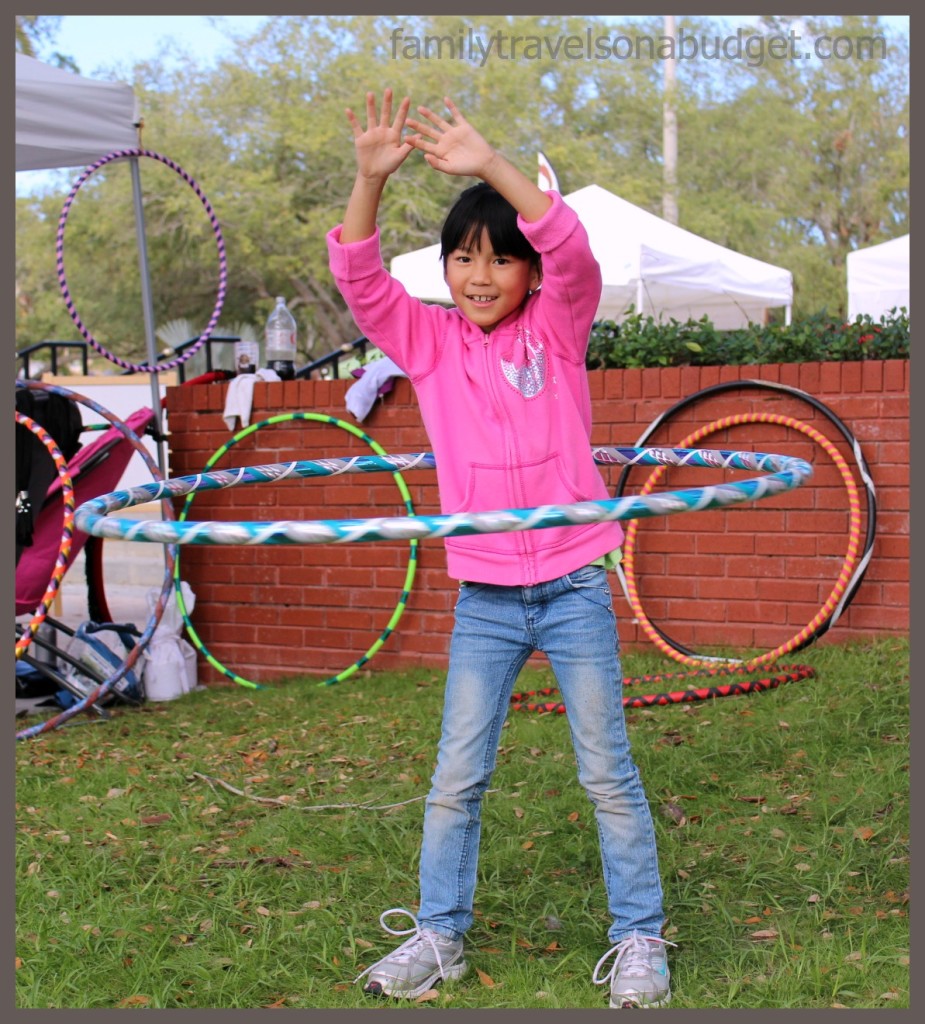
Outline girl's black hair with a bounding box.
[440,182,541,271]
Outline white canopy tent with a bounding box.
[15,52,139,171]
[391,184,793,329]
[846,234,909,321]
[15,53,169,471]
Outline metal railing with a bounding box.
[296,336,372,380]
[16,341,89,379]
[17,334,377,384]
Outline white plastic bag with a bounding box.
[142,581,199,701]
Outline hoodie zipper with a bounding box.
[481,330,536,585]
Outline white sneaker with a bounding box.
[355,908,468,999]
[593,932,675,1008]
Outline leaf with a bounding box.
[749,929,779,941]
[853,826,875,841]
[476,968,496,988]
[415,989,440,1002]
[659,801,687,825]
[141,814,172,825]
[117,995,151,1007]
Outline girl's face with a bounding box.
[444,228,541,333]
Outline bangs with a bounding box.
[440,183,540,267]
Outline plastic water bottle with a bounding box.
[265,296,297,380]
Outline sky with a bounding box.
[16,12,910,194]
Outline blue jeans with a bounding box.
[417,565,664,944]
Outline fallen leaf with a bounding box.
[117,995,151,1007]
[415,989,440,1002]
[736,795,766,804]
[749,930,779,941]
[853,826,875,842]
[659,801,686,826]
[521,841,534,850]
[476,968,496,988]
[141,814,172,825]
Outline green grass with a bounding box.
[16,638,909,1009]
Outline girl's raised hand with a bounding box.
[405,98,497,179]
[346,88,414,181]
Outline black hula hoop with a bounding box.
[613,379,877,660]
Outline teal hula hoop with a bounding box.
[76,445,813,547]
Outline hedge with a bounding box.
[586,309,910,370]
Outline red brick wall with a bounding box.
[165,361,909,685]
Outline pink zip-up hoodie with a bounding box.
[327,190,624,586]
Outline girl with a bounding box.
[327,88,672,1009]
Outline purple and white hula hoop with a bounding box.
[56,148,227,374]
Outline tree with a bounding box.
[15,15,78,71]
[673,14,909,317]
[14,14,909,365]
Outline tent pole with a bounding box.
[785,304,792,326]
[129,155,167,479]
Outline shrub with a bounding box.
[586,308,909,369]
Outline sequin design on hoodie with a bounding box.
[500,327,547,399]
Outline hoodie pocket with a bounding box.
[446,454,594,556]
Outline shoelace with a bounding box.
[592,931,677,987]
[354,908,454,984]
